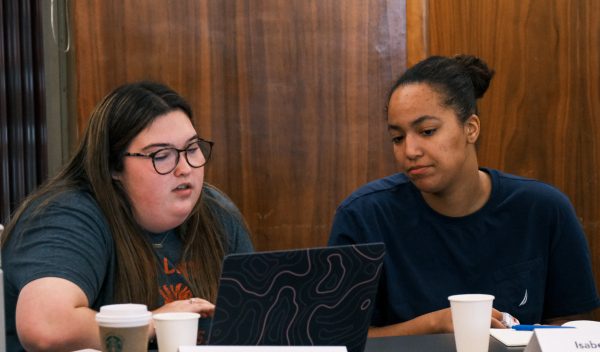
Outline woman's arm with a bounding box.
[368,307,507,337]
[16,277,100,351]
[17,277,217,351]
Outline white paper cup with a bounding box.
[153,312,200,352]
[448,294,495,352]
[95,304,151,352]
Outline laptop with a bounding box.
[207,243,385,352]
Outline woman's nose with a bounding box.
[173,151,193,175]
[404,134,423,160]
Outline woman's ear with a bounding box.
[465,114,480,144]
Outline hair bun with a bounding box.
[453,55,495,99]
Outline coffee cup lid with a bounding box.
[96,304,152,328]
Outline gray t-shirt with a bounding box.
[2,185,253,351]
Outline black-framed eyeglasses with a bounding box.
[123,138,214,175]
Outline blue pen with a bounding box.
[512,324,575,331]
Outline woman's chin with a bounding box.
[168,211,194,228]
[412,178,436,191]
[139,212,192,233]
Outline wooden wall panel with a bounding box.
[408,0,600,318]
[71,0,404,250]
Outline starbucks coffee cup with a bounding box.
[96,304,151,352]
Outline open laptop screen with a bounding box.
[208,243,385,352]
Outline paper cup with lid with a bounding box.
[96,303,151,352]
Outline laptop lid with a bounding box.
[207,243,385,352]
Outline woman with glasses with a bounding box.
[328,55,600,336]
[1,81,253,351]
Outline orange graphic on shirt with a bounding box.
[159,283,193,303]
[159,257,194,303]
[162,257,191,278]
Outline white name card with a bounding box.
[179,346,347,352]
[524,329,600,352]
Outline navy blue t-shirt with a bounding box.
[328,168,600,326]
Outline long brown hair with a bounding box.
[2,81,235,306]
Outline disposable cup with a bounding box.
[448,294,495,352]
[95,303,151,352]
[153,312,200,352]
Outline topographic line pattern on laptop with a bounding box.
[208,243,385,352]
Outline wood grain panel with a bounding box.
[414,0,600,318]
[406,0,427,66]
[71,0,405,250]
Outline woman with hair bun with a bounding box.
[328,55,599,336]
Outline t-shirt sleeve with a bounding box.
[542,193,600,318]
[226,215,254,254]
[328,206,363,246]
[4,191,113,305]
[203,185,254,254]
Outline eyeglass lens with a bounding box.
[153,140,211,174]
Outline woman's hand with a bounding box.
[427,307,511,332]
[493,310,520,328]
[148,297,215,340]
[152,297,215,318]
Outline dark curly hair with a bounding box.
[388,54,495,122]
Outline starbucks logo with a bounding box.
[104,335,123,352]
